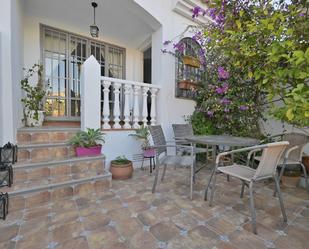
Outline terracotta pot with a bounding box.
[110,161,133,180]
[182,55,200,68]
[282,175,301,188]
[302,156,309,174]
[282,169,301,188]
[178,80,198,90]
[75,145,102,157]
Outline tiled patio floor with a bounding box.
[1,166,308,249]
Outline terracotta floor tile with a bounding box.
[1,167,309,249]
[150,221,180,242]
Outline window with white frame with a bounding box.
[41,25,125,120]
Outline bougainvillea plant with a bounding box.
[192,0,309,127]
[164,0,309,133]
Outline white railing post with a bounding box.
[102,80,111,129]
[123,85,132,129]
[133,85,141,129]
[150,88,158,125]
[81,55,101,131]
[142,86,149,126]
[113,82,122,129]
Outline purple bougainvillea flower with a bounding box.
[163,40,171,46]
[207,110,214,117]
[173,42,185,53]
[299,13,305,17]
[216,83,229,94]
[218,66,229,80]
[239,105,249,111]
[191,6,202,18]
[215,87,224,94]
[220,98,231,105]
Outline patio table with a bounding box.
[183,135,260,171]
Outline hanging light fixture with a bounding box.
[90,1,99,38]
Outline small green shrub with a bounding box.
[129,125,150,149]
[111,156,131,166]
[69,128,105,148]
[185,111,216,135]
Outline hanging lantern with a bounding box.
[90,1,99,38]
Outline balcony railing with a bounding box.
[101,77,161,129]
[81,56,161,130]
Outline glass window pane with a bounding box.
[45,56,52,77]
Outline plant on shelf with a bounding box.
[69,128,105,157]
[110,156,133,180]
[20,64,48,127]
[129,125,155,157]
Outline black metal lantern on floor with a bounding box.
[0,142,17,187]
[0,192,8,220]
[90,1,99,38]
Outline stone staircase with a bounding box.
[5,127,112,211]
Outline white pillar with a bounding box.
[81,55,101,131]
[150,88,158,125]
[102,80,111,129]
[142,86,149,126]
[133,85,141,129]
[123,85,132,129]
[113,82,122,129]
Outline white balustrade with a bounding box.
[142,86,149,126]
[100,76,160,130]
[102,81,111,129]
[132,85,141,129]
[113,83,122,129]
[123,85,132,129]
[150,88,158,125]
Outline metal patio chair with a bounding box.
[172,124,212,156]
[205,141,289,234]
[255,132,309,194]
[149,125,195,199]
[172,123,214,181]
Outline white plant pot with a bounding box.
[26,110,44,127]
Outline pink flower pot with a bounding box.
[143,148,155,158]
[75,145,102,157]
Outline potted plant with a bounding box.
[21,64,48,127]
[281,166,302,188]
[302,154,309,174]
[178,80,198,90]
[69,128,105,157]
[129,125,155,157]
[110,156,133,180]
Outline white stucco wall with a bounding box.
[23,15,144,82]
[136,0,198,141]
[0,0,24,145]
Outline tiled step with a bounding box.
[8,172,112,212]
[17,142,76,164]
[17,127,80,145]
[12,155,106,184]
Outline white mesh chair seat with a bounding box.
[179,147,208,154]
[218,164,256,182]
[160,155,193,166]
[255,156,301,166]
